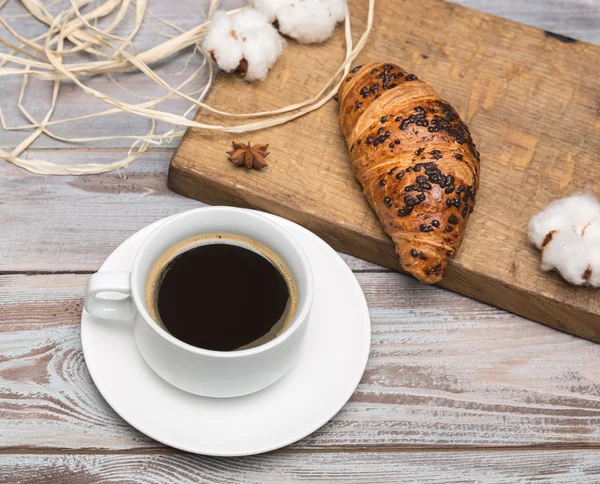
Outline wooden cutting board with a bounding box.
[169,0,600,341]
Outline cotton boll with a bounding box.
[202,9,285,81]
[529,193,600,287]
[528,193,600,248]
[276,3,337,44]
[202,11,243,72]
[252,0,347,44]
[230,10,286,81]
[541,230,589,285]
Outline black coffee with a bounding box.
[154,243,292,351]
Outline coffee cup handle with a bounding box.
[84,272,137,321]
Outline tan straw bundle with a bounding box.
[0,0,375,175]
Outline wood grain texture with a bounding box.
[1,0,600,480]
[0,152,379,272]
[2,451,600,483]
[2,273,600,451]
[169,0,600,342]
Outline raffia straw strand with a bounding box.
[0,0,375,175]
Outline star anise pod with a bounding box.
[227,142,269,170]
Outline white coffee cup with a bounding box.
[84,207,314,398]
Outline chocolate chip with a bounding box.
[398,207,413,217]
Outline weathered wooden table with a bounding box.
[1,1,599,482]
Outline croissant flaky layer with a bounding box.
[337,63,480,283]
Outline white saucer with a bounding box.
[81,211,371,456]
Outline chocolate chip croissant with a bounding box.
[337,63,480,283]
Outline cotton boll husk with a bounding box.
[202,11,243,72]
[253,0,347,44]
[528,193,600,248]
[541,230,590,285]
[202,9,285,81]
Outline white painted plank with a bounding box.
[1,273,600,450]
[2,451,600,483]
[0,150,383,272]
[451,0,600,44]
[0,0,246,149]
